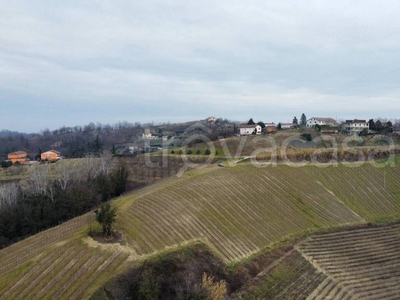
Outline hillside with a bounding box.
[238,222,400,299]
[0,118,235,160]
[1,161,400,298]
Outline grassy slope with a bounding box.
[118,164,368,262]
[1,162,400,298]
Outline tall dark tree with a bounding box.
[113,165,129,196]
[111,143,117,156]
[95,202,117,237]
[92,135,103,157]
[300,113,307,127]
[375,120,383,132]
[293,117,298,125]
[35,148,42,161]
[368,119,375,131]
[257,121,265,129]
[247,118,255,125]
[385,121,393,133]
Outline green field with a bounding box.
[1,159,400,298]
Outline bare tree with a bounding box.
[26,164,58,201]
[0,183,20,210]
[28,164,50,196]
[82,155,98,180]
[54,160,78,190]
[79,154,114,181]
[99,153,113,175]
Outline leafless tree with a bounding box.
[28,164,50,196]
[99,153,113,175]
[54,160,78,189]
[0,183,20,210]
[26,164,58,202]
[80,154,114,181]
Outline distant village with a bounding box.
[239,117,374,136]
[2,115,399,166]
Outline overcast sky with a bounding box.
[1,1,399,132]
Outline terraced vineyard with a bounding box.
[297,223,400,299]
[118,163,400,262]
[1,162,400,298]
[311,164,400,221]
[237,223,400,299]
[0,241,129,300]
[235,250,328,299]
[0,214,130,300]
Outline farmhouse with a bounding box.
[306,117,336,128]
[41,150,62,161]
[7,151,30,164]
[344,119,369,135]
[239,124,262,135]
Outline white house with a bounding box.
[344,119,369,135]
[306,117,336,128]
[255,125,262,134]
[239,124,262,135]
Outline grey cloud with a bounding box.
[1,1,400,132]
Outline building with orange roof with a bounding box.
[7,151,30,164]
[41,150,62,162]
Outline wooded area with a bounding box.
[0,157,128,249]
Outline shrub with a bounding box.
[1,161,12,168]
[200,273,227,300]
[300,133,312,141]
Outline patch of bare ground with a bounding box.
[88,231,124,245]
[83,233,139,261]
